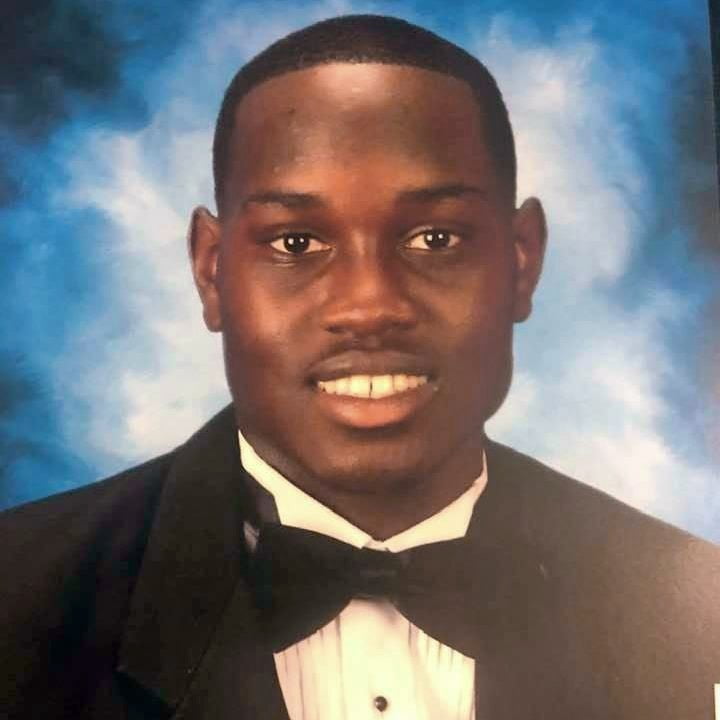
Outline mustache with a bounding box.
[311,331,434,364]
[307,336,438,383]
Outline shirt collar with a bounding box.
[238,430,487,552]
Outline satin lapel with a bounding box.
[468,439,573,719]
[115,405,288,719]
[173,573,290,720]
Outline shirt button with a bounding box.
[373,696,389,712]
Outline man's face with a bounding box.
[192,63,545,496]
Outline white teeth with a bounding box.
[370,375,393,399]
[393,374,409,392]
[317,374,429,398]
[349,375,370,397]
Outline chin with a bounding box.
[301,433,447,495]
[316,461,428,497]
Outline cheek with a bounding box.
[436,276,516,409]
[436,269,516,346]
[219,265,281,346]
[220,310,309,440]
[218,274,312,396]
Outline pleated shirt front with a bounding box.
[238,431,486,720]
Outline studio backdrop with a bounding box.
[1,0,718,542]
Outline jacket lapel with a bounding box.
[465,439,559,718]
[114,410,603,719]
[470,440,610,719]
[115,406,289,719]
[172,573,290,720]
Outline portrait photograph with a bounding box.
[1,0,719,718]
[2,0,718,538]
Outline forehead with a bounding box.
[225,63,500,199]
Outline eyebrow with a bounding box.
[241,182,486,210]
[395,182,487,204]
[242,191,325,210]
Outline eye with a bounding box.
[404,229,461,251]
[269,233,329,255]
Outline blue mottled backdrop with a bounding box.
[2,0,719,541]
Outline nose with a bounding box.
[321,247,418,339]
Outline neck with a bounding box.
[241,429,486,541]
[309,471,480,540]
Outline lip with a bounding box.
[307,350,436,384]
[307,350,439,428]
[311,377,438,429]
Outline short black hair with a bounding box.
[212,14,516,213]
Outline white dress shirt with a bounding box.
[238,431,487,720]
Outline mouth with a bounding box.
[307,350,438,428]
[316,373,429,399]
[310,372,437,429]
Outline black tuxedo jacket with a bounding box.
[2,405,719,719]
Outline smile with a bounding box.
[316,374,429,399]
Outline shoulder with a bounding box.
[486,438,716,556]
[1,451,174,561]
[0,452,175,643]
[488,440,720,678]
[488,441,720,707]
[0,451,178,712]
[0,407,242,714]
[0,405,238,590]
[485,438,720,620]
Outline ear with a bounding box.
[511,197,547,323]
[188,206,223,332]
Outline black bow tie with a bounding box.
[249,523,478,655]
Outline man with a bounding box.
[2,14,719,720]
